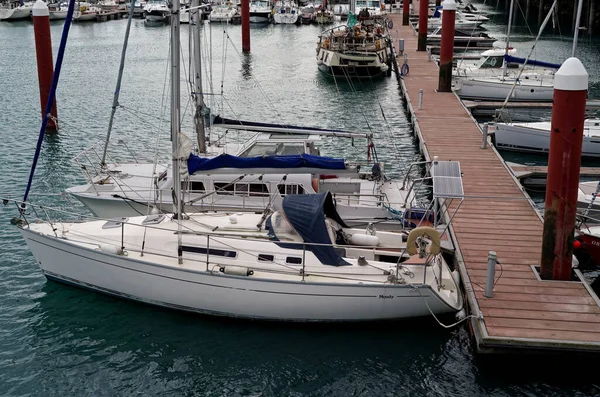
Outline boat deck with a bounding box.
[389,7,600,354]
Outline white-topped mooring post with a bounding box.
[540,58,588,281]
[32,0,58,131]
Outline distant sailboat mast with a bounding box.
[191,0,207,153]
[170,0,184,264]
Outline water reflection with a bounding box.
[240,52,253,80]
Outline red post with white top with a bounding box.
[402,0,410,25]
[417,0,429,50]
[540,58,589,281]
[32,0,58,131]
[437,0,456,91]
[241,0,250,52]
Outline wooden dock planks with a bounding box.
[388,7,600,353]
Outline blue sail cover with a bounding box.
[432,6,442,18]
[273,192,350,267]
[504,54,561,69]
[187,153,346,175]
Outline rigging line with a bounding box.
[23,0,76,206]
[497,0,558,118]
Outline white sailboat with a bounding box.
[452,0,560,102]
[492,119,600,158]
[17,0,464,321]
[273,0,299,24]
[209,1,237,22]
[0,0,33,20]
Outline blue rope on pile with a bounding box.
[23,0,76,205]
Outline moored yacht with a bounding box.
[316,14,391,79]
[0,0,33,20]
[249,0,271,23]
[144,0,169,23]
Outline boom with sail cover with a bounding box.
[187,153,347,174]
[504,55,561,69]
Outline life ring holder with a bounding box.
[406,226,441,256]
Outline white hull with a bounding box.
[68,178,416,230]
[249,13,271,23]
[493,120,600,158]
[273,11,298,24]
[73,11,98,21]
[0,5,31,20]
[453,76,555,101]
[21,226,460,321]
[49,10,68,19]
[209,8,237,22]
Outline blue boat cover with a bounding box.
[432,6,442,18]
[269,192,350,267]
[187,153,346,175]
[504,54,561,69]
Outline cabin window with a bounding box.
[214,182,269,196]
[182,246,237,258]
[278,184,305,196]
[182,181,206,192]
[286,257,302,265]
[258,254,274,262]
[238,142,305,158]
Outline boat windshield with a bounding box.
[270,211,303,242]
[476,55,503,69]
[251,0,270,7]
[368,0,380,7]
[356,0,367,6]
[238,141,306,157]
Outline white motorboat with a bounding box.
[355,0,385,16]
[0,0,33,20]
[48,2,68,19]
[249,0,271,23]
[578,181,600,220]
[317,15,391,79]
[144,0,169,23]
[73,2,100,21]
[425,7,484,30]
[273,0,299,24]
[209,1,237,22]
[492,119,600,158]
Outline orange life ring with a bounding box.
[311,177,319,192]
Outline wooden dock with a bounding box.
[389,7,600,354]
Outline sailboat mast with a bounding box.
[572,0,584,57]
[101,0,136,166]
[170,0,183,264]
[191,0,207,153]
[502,0,515,76]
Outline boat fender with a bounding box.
[349,233,380,247]
[387,20,393,29]
[220,265,254,276]
[452,269,461,286]
[99,244,126,256]
[380,64,389,73]
[406,227,441,256]
[311,177,319,193]
[229,215,238,224]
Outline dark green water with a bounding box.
[1,5,600,395]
